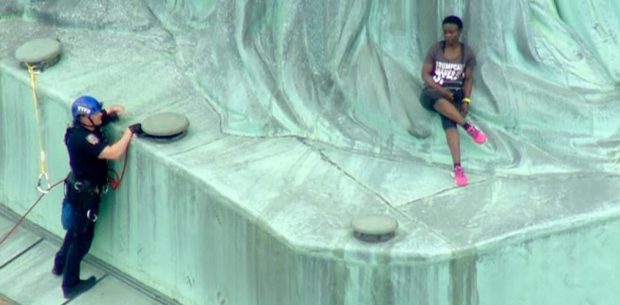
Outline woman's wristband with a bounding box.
[462,97,471,104]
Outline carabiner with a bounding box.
[87,209,98,222]
[36,172,51,194]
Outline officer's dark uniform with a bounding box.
[53,121,110,292]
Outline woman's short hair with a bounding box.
[442,15,463,30]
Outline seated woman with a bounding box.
[419,15,487,187]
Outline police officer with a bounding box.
[51,96,142,299]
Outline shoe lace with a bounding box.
[467,125,478,137]
[454,166,465,177]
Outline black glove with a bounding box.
[128,123,143,135]
[106,111,119,122]
[100,110,119,126]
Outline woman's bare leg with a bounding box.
[445,127,460,164]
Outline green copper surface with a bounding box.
[1,1,620,305]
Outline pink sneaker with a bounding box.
[452,165,469,187]
[465,124,487,144]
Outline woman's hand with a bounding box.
[441,88,454,101]
[460,103,469,117]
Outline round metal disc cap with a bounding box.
[352,215,398,242]
[141,112,189,137]
[15,38,61,64]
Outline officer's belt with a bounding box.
[65,173,102,195]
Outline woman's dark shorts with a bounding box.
[419,87,464,130]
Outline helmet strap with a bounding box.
[78,115,97,130]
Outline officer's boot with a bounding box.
[62,276,96,299]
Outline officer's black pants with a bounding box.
[54,198,97,289]
[56,222,95,288]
